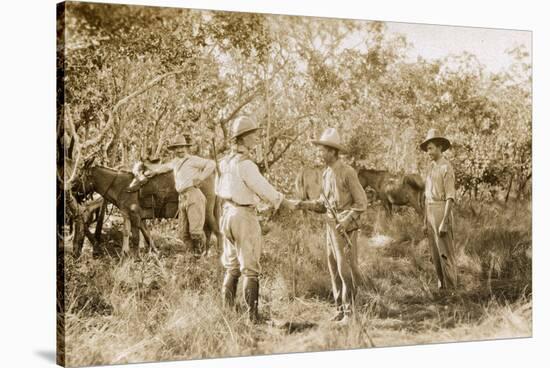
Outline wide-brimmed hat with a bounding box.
[230,115,261,139]
[311,128,345,152]
[167,135,192,150]
[420,128,451,152]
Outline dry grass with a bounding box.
[61,200,532,367]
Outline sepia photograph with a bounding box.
[56,1,532,367]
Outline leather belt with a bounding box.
[224,199,254,208]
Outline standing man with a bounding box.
[296,128,368,325]
[216,115,296,323]
[420,128,458,291]
[143,135,216,256]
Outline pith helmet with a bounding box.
[167,134,192,150]
[311,128,345,152]
[230,116,260,139]
[420,128,451,152]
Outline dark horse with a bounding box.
[75,158,222,257]
[357,168,425,217]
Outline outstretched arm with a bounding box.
[192,156,216,182]
[143,161,174,175]
[240,160,284,209]
[298,197,327,213]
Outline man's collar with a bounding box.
[235,145,249,154]
[328,158,342,170]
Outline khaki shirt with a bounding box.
[307,160,367,221]
[425,157,456,203]
[216,147,283,209]
[151,155,216,193]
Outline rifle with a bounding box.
[320,191,378,294]
[320,192,354,249]
[319,191,376,346]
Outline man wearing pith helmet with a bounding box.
[420,128,458,291]
[216,115,296,323]
[144,134,216,256]
[295,127,368,325]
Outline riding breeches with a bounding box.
[178,187,206,243]
[220,202,263,278]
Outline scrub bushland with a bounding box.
[62,200,531,367]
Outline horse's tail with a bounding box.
[404,174,425,191]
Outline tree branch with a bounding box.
[82,68,190,150]
[65,107,81,189]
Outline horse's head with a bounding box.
[357,168,387,189]
[71,156,96,199]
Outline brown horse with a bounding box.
[357,168,425,217]
[75,158,222,257]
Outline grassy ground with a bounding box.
[62,200,532,367]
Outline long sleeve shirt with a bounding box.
[425,157,456,203]
[148,155,216,193]
[303,159,368,223]
[216,147,284,209]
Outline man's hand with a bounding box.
[336,216,353,235]
[282,199,301,211]
[438,220,448,237]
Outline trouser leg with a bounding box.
[178,194,191,251]
[328,223,357,317]
[427,204,458,290]
[326,225,343,318]
[186,188,207,256]
[428,228,445,289]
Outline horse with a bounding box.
[74,158,222,258]
[295,167,323,201]
[356,168,425,217]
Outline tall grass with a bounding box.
[62,200,532,367]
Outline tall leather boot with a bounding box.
[222,272,239,309]
[190,233,205,257]
[243,277,260,323]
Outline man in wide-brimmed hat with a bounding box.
[216,115,298,323]
[142,134,216,256]
[295,127,368,325]
[420,128,458,291]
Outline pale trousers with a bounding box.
[178,187,206,244]
[426,202,457,289]
[326,220,360,314]
[220,203,263,278]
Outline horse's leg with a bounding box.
[139,221,157,254]
[383,199,392,218]
[128,204,142,258]
[412,193,423,217]
[73,218,85,258]
[93,200,107,256]
[121,214,132,256]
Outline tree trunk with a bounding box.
[505,173,514,203]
